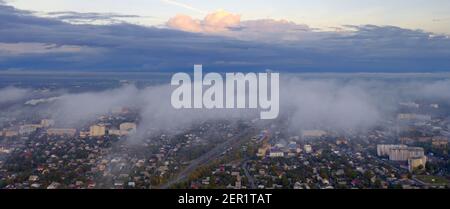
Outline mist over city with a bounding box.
[0,1,449,193]
[1,74,450,133]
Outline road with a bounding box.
[159,128,255,189]
[242,160,256,189]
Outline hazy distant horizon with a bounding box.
[1,1,450,73]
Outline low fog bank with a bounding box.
[1,76,450,139]
[0,86,30,105]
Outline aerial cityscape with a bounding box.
[1,1,450,191]
[0,73,449,189]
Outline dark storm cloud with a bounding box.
[0,4,450,72]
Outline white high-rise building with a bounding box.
[389,147,424,161]
[377,144,408,156]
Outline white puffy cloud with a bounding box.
[203,10,241,32]
[167,10,240,33]
[166,10,319,42]
[167,14,202,33]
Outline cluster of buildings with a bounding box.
[302,130,328,139]
[377,144,426,172]
[1,119,55,138]
[188,127,444,189]
[397,113,432,121]
[189,162,245,189]
[1,98,449,189]
[0,128,113,189]
[1,118,137,139]
[256,130,327,159]
[84,122,137,138]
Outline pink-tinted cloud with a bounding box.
[203,10,240,32]
[167,14,202,33]
[167,10,240,33]
[166,10,319,42]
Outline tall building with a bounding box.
[41,119,55,128]
[389,147,424,161]
[119,122,137,135]
[397,113,431,121]
[377,144,427,172]
[108,129,121,136]
[19,124,41,135]
[408,156,427,172]
[79,131,89,138]
[302,130,327,138]
[399,102,420,108]
[3,130,18,137]
[90,125,106,137]
[377,144,408,156]
[432,137,448,148]
[47,128,77,137]
[304,144,312,153]
[269,148,284,158]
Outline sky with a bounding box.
[1,0,450,72]
[6,0,450,34]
